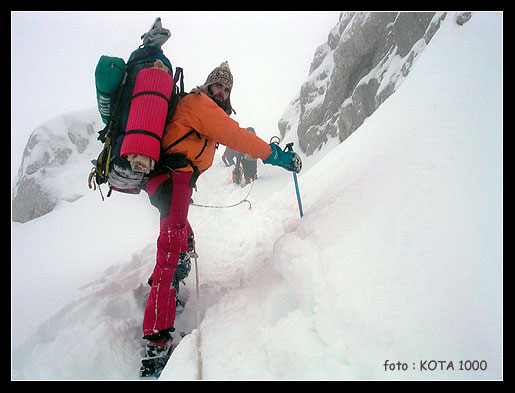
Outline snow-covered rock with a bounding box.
[11,108,103,223]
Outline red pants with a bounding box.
[143,171,193,337]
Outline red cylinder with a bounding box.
[121,67,174,163]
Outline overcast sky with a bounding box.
[11,11,341,182]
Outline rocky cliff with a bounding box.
[278,12,467,156]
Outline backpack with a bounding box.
[88,18,186,198]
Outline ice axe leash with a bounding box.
[270,137,304,218]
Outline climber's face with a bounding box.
[210,82,230,105]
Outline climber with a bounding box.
[137,61,301,376]
[222,146,238,166]
[231,127,259,186]
[239,127,259,186]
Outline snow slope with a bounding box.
[11,12,502,380]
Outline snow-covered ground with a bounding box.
[12,12,502,380]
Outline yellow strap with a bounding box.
[88,168,96,190]
[104,142,112,179]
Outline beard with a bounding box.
[208,86,226,107]
[213,93,225,106]
[203,85,233,115]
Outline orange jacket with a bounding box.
[161,90,272,174]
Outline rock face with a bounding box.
[12,108,102,223]
[278,12,454,155]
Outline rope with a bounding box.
[191,239,203,380]
[191,180,255,210]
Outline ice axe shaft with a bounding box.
[292,171,304,218]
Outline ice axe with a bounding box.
[270,137,304,218]
[284,142,304,218]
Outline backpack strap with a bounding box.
[131,90,171,103]
[162,129,201,154]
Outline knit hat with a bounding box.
[199,61,235,115]
[202,61,233,91]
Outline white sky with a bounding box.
[11,11,341,182]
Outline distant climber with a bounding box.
[222,146,238,166]
[230,127,259,186]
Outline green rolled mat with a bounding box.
[95,55,126,124]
